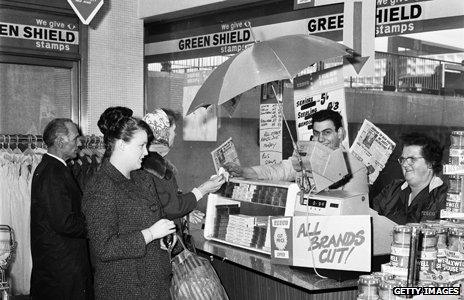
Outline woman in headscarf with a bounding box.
[142,108,225,250]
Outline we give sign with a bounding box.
[270,215,371,272]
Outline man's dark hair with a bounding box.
[401,132,443,175]
[43,118,74,147]
[312,109,343,130]
[161,108,181,127]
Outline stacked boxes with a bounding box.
[221,181,288,207]
[224,214,268,249]
[213,204,240,240]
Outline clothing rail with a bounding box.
[0,134,104,149]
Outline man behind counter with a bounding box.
[225,109,368,194]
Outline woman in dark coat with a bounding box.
[82,110,176,299]
[142,109,225,250]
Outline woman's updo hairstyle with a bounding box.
[98,106,147,157]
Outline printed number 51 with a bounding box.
[320,93,328,105]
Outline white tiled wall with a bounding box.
[84,1,144,134]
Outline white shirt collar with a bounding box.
[401,176,443,193]
[46,153,67,166]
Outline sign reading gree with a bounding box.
[67,0,104,25]
[0,8,79,56]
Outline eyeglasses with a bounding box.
[397,156,424,165]
[312,129,335,140]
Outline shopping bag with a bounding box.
[169,234,229,300]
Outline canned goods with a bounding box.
[435,227,447,249]
[449,131,464,166]
[418,248,437,273]
[448,227,464,252]
[405,223,424,230]
[448,176,463,193]
[358,275,380,300]
[390,243,410,268]
[444,250,464,274]
[378,279,396,300]
[420,228,438,249]
[371,272,394,282]
[417,280,436,287]
[446,192,463,212]
[392,225,411,245]
[436,256,446,271]
[450,131,464,149]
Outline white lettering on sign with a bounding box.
[375,3,423,36]
[274,250,290,259]
[307,14,343,33]
[0,21,78,52]
[178,29,251,51]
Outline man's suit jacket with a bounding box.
[30,154,92,300]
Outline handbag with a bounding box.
[169,234,229,300]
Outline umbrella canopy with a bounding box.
[187,34,353,114]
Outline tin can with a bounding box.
[405,223,424,231]
[392,225,411,245]
[358,275,380,300]
[448,227,464,252]
[446,192,463,212]
[378,279,396,300]
[449,131,464,165]
[390,243,410,268]
[371,272,394,282]
[450,131,464,149]
[420,228,438,249]
[417,248,437,273]
[448,175,463,193]
[444,250,464,274]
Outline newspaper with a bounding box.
[211,137,241,173]
[349,119,396,185]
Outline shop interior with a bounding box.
[1,0,464,299]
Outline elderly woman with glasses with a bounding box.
[371,132,448,225]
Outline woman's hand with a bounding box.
[197,174,226,195]
[147,219,176,240]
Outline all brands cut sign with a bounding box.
[67,0,104,25]
[270,215,371,272]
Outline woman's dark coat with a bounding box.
[142,151,197,220]
[83,161,171,300]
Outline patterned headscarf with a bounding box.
[143,109,170,147]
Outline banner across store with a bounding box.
[145,0,464,62]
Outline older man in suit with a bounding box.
[30,118,93,299]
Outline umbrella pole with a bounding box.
[270,84,297,150]
[270,85,312,194]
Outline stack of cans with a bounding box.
[446,131,464,213]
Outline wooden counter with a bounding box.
[190,229,359,300]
